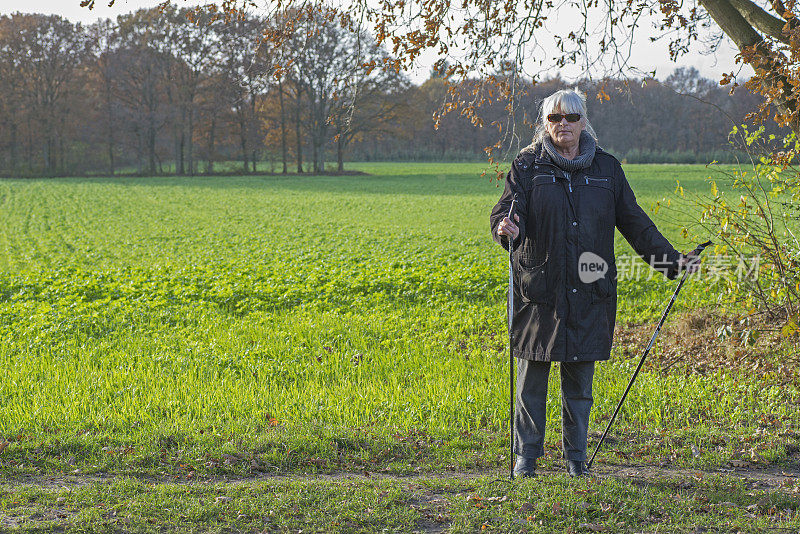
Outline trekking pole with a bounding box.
[586,240,713,471]
[507,196,517,480]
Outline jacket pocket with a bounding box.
[590,264,617,303]
[574,174,614,222]
[576,175,613,196]
[583,176,611,187]
[532,174,557,185]
[517,257,549,305]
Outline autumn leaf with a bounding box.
[518,502,535,512]
[578,523,607,532]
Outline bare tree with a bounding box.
[328,40,409,172]
[112,7,171,175]
[0,14,90,174]
[215,13,272,173]
[0,16,26,174]
[164,5,219,175]
[87,18,119,174]
[180,0,800,144]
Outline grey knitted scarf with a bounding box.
[542,131,596,171]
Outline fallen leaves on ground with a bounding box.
[615,309,796,380]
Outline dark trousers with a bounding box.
[514,359,595,461]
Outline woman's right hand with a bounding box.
[497,214,520,240]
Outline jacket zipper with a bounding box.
[585,177,608,185]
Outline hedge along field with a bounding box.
[0,163,794,466]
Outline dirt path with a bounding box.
[2,463,799,491]
[2,465,798,534]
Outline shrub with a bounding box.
[667,125,800,337]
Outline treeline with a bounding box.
[0,5,405,176]
[0,6,783,177]
[367,71,780,165]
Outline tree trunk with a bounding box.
[136,129,143,174]
[10,122,17,174]
[250,86,258,174]
[309,96,320,173]
[105,77,115,176]
[239,109,249,173]
[700,0,799,132]
[294,90,303,173]
[312,138,319,173]
[108,140,115,176]
[27,117,33,173]
[337,135,344,173]
[178,128,185,175]
[187,106,194,176]
[279,79,288,174]
[44,129,54,175]
[148,124,157,175]
[206,115,216,174]
[59,118,65,175]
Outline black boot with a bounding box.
[513,456,537,478]
[567,460,588,477]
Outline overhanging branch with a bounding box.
[699,0,765,48]
[728,0,790,44]
[699,0,798,130]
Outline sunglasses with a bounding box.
[547,113,581,123]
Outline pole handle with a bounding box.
[689,240,713,257]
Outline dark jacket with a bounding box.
[489,145,681,362]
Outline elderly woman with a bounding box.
[490,88,697,478]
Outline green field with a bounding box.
[1,163,798,532]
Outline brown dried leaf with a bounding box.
[578,524,607,532]
[518,502,535,512]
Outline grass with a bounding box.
[0,162,798,531]
[2,474,798,532]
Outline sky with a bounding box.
[6,0,754,85]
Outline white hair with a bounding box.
[532,88,598,146]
